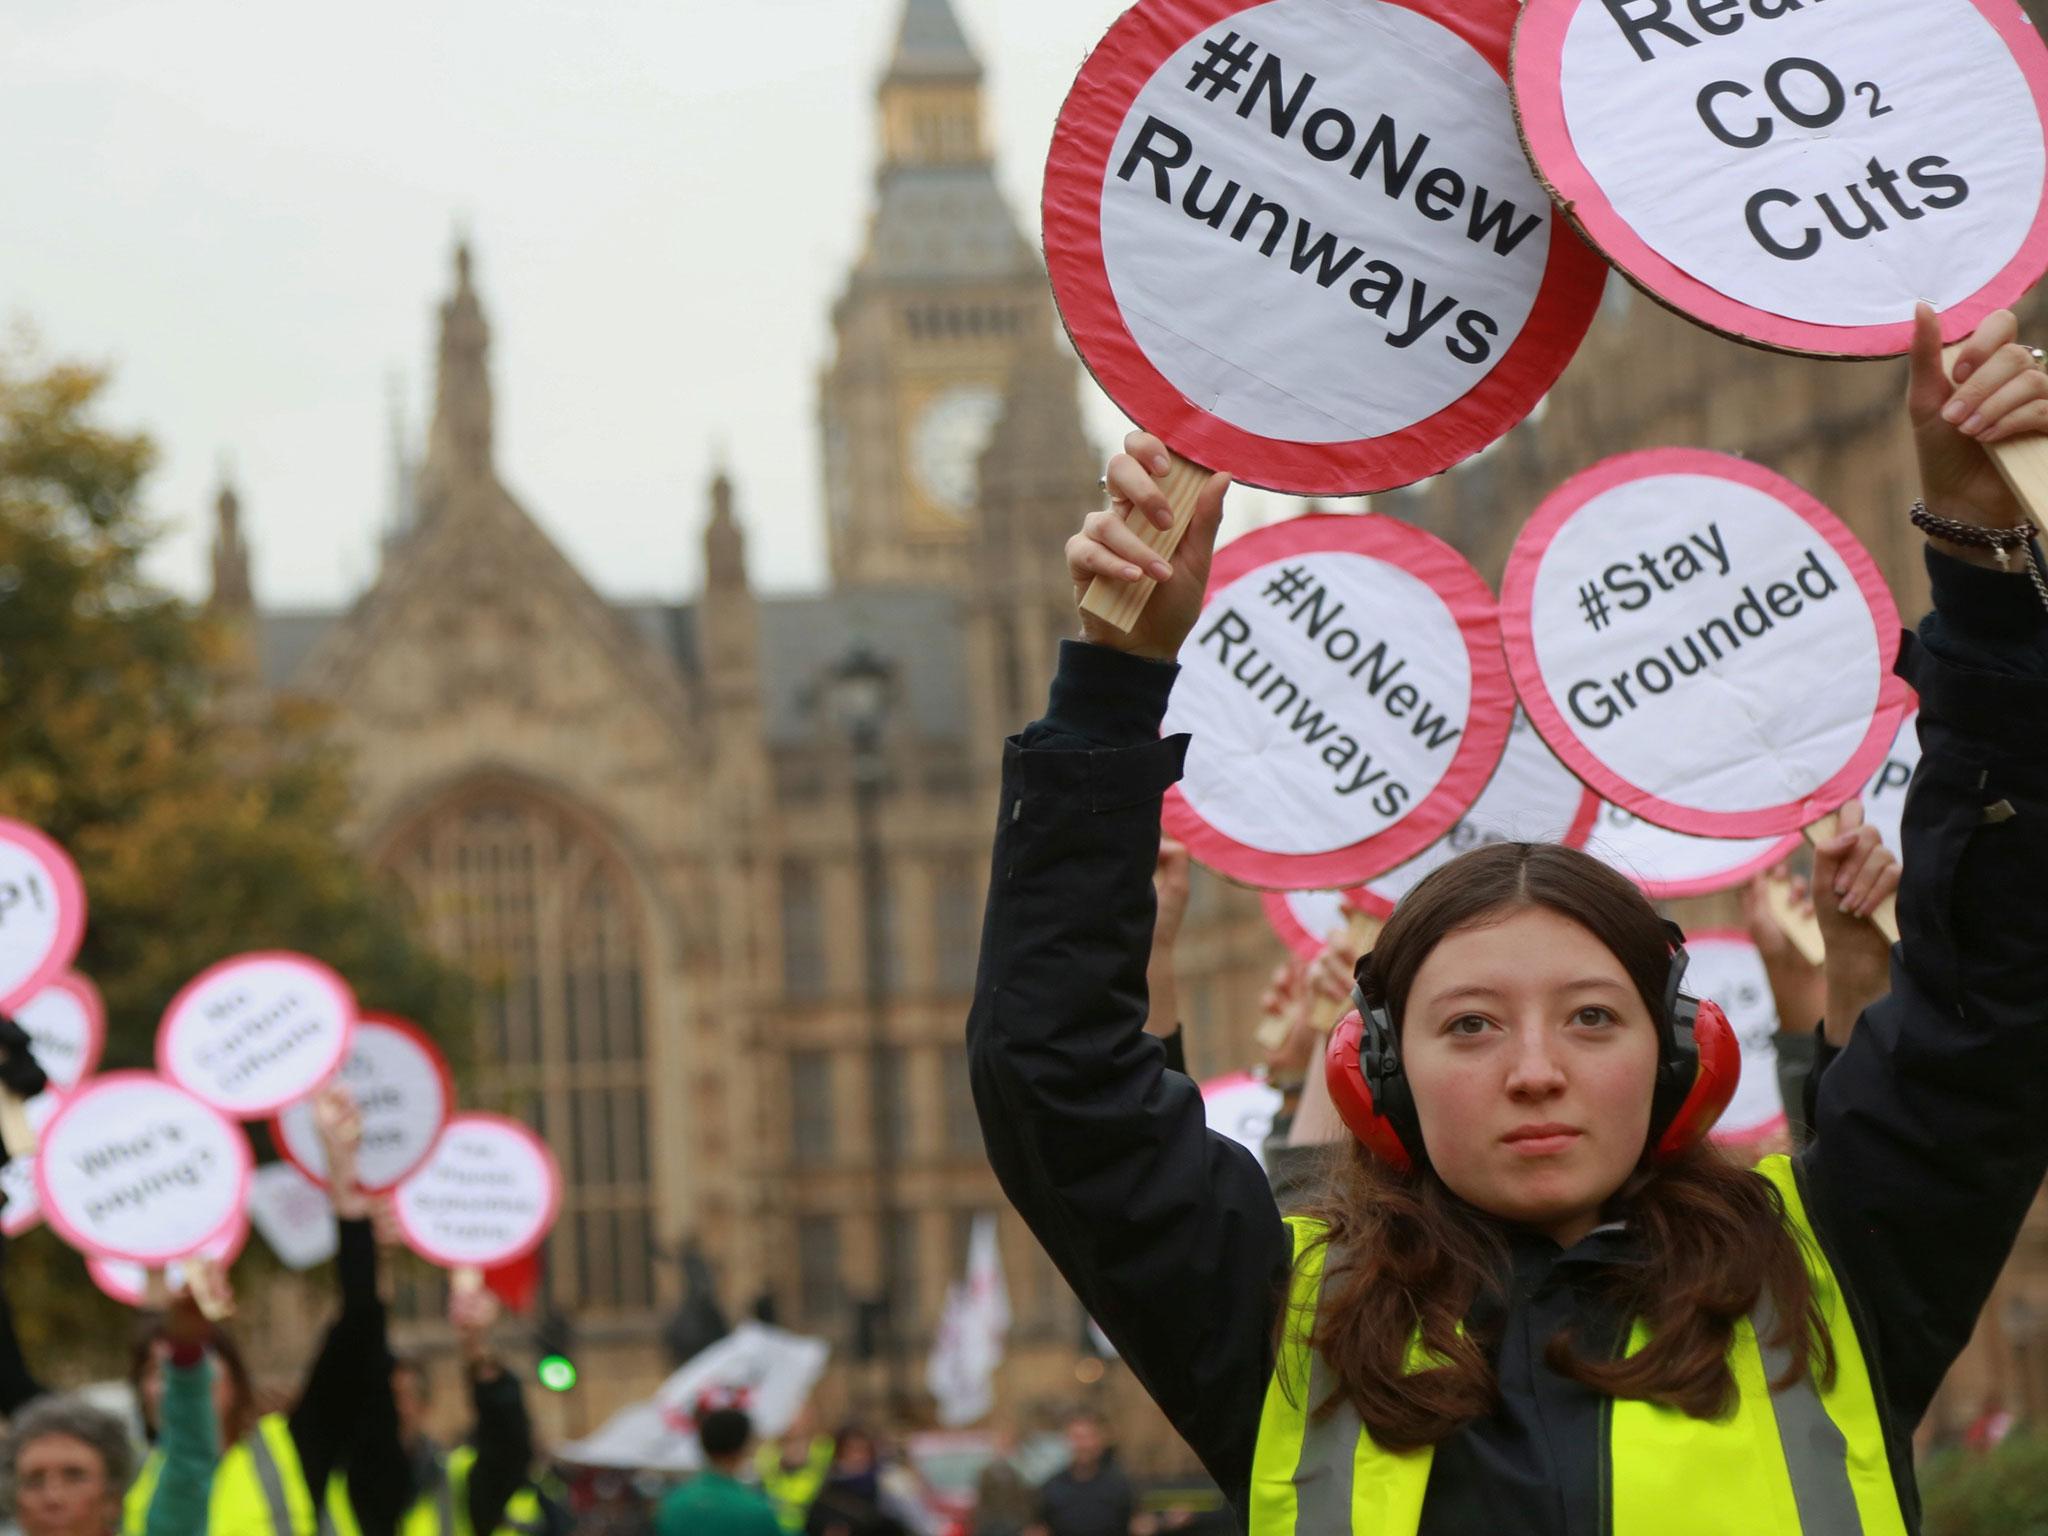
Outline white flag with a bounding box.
[926,1214,1010,1427]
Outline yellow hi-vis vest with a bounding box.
[756,1438,835,1534]
[1248,1156,1909,1535]
[320,1446,548,1536]
[124,1412,317,1536]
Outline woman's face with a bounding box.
[14,1433,118,1536]
[1401,906,1661,1247]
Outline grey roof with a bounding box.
[887,0,981,81]
[756,588,967,744]
[863,164,1036,285]
[615,601,699,676]
[259,610,341,690]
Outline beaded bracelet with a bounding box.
[1908,500,2048,615]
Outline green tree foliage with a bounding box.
[1921,1432,2048,1535]
[0,341,470,1372]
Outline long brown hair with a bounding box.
[1303,843,1835,1451]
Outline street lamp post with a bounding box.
[824,644,906,1418]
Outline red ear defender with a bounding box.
[1325,1009,1414,1174]
[1651,997,1741,1162]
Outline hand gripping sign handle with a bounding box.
[1802,815,1901,945]
[0,1094,34,1160]
[1079,453,1216,633]
[1943,342,2048,537]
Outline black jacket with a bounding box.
[967,550,2048,1535]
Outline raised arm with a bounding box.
[145,1284,222,1536]
[1798,303,2048,1431]
[453,1284,535,1536]
[968,442,1288,1502]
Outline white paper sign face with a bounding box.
[273,1016,451,1193]
[394,1114,560,1270]
[157,952,356,1119]
[88,1213,248,1308]
[37,1075,252,1264]
[246,1161,338,1271]
[1,1092,68,1238]
[0,820,86,1013]
[1516,0,2048,353]
[1585,801,1801,901]
[1202,1072,1286,1169]
[1860,709,1921,862]
[1686,933,1785,1142]
[15,974,105,1092]
[1103,0,1552,442]
[1164,515,1513,889]
[1361,709,1598,912]
[1262,887,1354,960]
[1505,451,1907,837]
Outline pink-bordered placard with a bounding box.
[1586,804,1805,902]
[270,1013,455,1195]
[0,1090,68,1239]
[393,1112,562,1271]
[16,972,106,1093]
[1260,888,1370,961]
[1044,0,1606,493]
[1511,0,2048,358]
[1164,513,1516,889]
[87,1208,251,1308]
[0,819,87,1015]
[36,1071,254,1266]
[157,950,357,1120]
[1502,448,1910,838]
[1685,927,1787,1147]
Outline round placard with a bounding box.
[0,1091,68,1239]
[1584,800,1802,900]
[393,1113,561,1271]
[1045,0,1605,493]
[271,1015,454,1194]
[1259,887,1363,961]
[1163,513,1514,889]
[1352,707,1600,918]
[1201,1071,1286,1169]
[1684,930,1785,1147]
[1859,707,1921,863]
[36,1073,252,1265]
[14,973,106,1093]
[0,820,86,1014]
[157,952,357,1120]
[1512,0,2048,356]
[1503,449,1909,837]
[87,1210,250,1308]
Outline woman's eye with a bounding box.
[1573,1006,1618,1028]
[1446,1015,1493,1037]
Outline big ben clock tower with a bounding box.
[820,0,1053,589]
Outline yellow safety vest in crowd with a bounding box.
[756,1437,835,1534]
[321,1445,548,1536]
[1248,1156,1909,1535]
[124,1412,318,1536]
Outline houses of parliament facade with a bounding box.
[211,0,2047,1467]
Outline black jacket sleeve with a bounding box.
[466,1368,535,1536]
[0,1237,42,1413]
[1799,549,2048,1433]
[968,641,1291,1508]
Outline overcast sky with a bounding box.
[0,0,1317,610]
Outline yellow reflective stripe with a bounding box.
[1247,1216,1324,1536]
[129,1417,314,1536]
[1755,1156,1909,1536]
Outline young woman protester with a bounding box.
[967,301,2048,1534]
[124,1085,412,1536]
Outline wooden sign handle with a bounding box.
[1343,909,1384,964]
[0,1093,34,1161]
[1079,452,1215,633]
[1942,341,2048,537]
[452,1265,484,1296]
[184,1255,235,1322]
[1759,874,1826,969]
[1252,1013,1294,1053]
[1803,815,1900,944]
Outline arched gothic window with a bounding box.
[383,787,658,1315]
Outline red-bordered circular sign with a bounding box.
[1045,0,1605,493]
[1583,801,1803,902]
[157,950,357,1120]
[1164,513,1514,889]
[394,1112,562,1271]
[1513,0,2048,357]
[1503,448,1910,837]
[87,1209,251,1308]
[1259,887,1365,961]
[14,972,106,1093]
[1684,929,1786,1148]
[0,819,86,1015]
[270,1014,455,1195]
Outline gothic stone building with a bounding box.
[214,0,2044,1466]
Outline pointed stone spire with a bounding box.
[704,462,748,592]
[209,475,252,613]
[419,238,494,502]
[382,370,418,556]
[884,0,981,84]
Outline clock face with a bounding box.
[909,385,1005,517]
